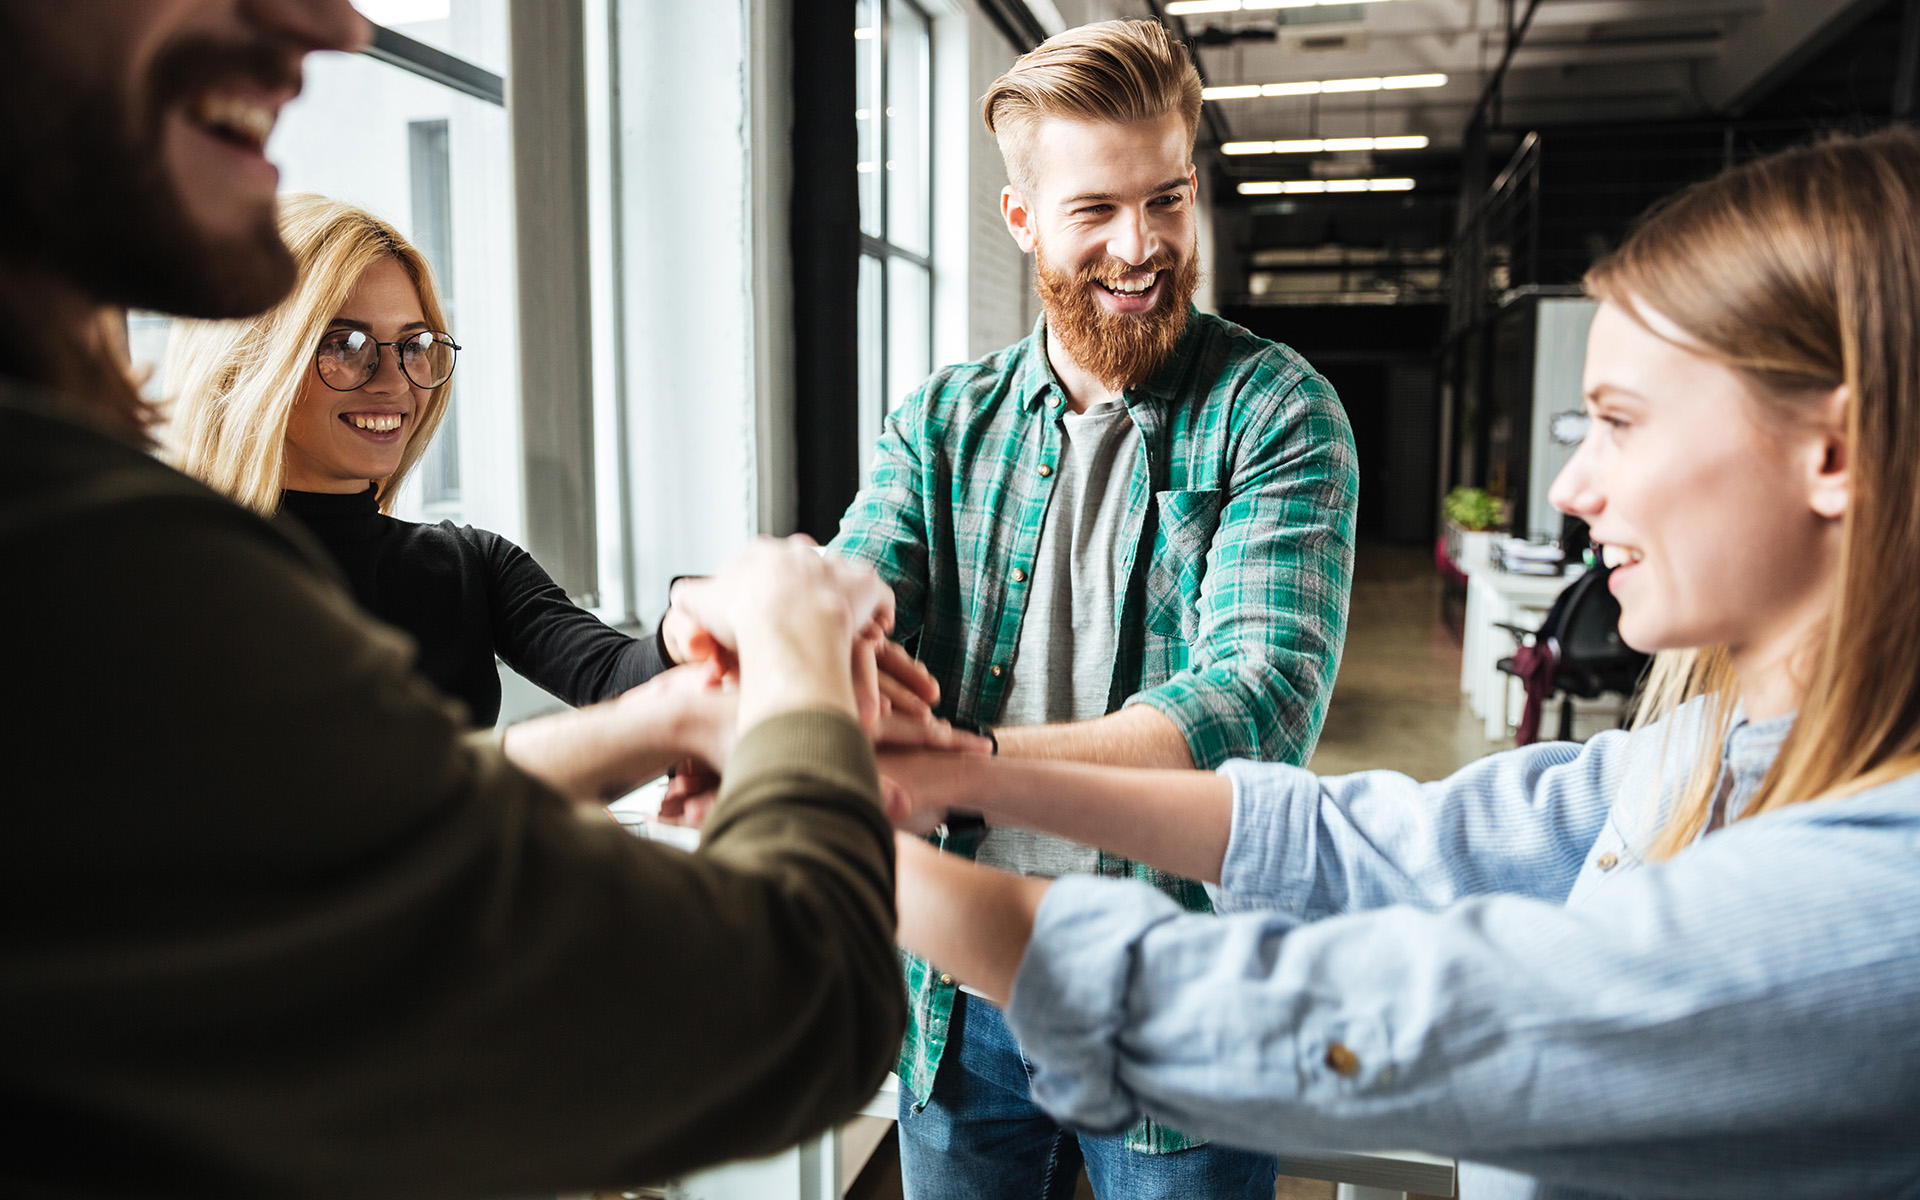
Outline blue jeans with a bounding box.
[898,992,1279,1200]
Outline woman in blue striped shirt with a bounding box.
[877,129,1920,1198]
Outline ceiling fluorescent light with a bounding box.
[1237,177,1417,195]
[1220,135,1430,155]
[1204,74,1446,102]
[1174,0,1395,9]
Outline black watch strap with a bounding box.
[947,715,998,756]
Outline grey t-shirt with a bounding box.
[977,397,1141,879]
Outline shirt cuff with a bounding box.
[1004,874,1186,1134]
[1210,760,1323,915]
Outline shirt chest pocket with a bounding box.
[1145,488,1223,642]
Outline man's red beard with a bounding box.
[1034,240,1201,392]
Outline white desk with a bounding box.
[1460,561,1584,740]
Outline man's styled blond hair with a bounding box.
[982,19,1203,196]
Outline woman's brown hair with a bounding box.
[1591,127,1920,856]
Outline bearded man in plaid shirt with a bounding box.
[832,19,1357,1200]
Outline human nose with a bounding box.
[242,0,370,54]
[1107,206,1158,268]
[1548,435,1603,520]
[361,344,410,395]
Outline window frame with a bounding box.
[858,0,936,456]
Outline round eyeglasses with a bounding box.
[314,328,461,392]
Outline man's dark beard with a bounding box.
[0,20,299,321]
[1034,240,1200,393]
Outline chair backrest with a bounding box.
[1541,566,1650,694]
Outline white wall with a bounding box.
[963,13,1033,360]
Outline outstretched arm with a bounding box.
[993,704,1197,768]
[879,749,1233,883]
[893,834,1048,1004]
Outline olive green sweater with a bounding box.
[0,383,904,1199]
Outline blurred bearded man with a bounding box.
[831,19,1358,1200]
[0,3,918,1197]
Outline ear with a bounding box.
[1001,185,1038,255]
[1806,385,1851,520]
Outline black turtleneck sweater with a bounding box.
[279,487,667,725]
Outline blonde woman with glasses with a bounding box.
[165,194,678,728]
[877,129,1920,1198]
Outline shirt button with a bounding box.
[1324,1042,1360,1077]
[989,664,1004,678]
[1011,568,1027,583]
[938,973,954,987]
[1037,463,1053,478]
[1597,852,1619,871]
[1050,395,1061,409]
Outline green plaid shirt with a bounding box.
[831,310,1357,1154]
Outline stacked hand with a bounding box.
[648,536,992,827]
[663,550,944,727]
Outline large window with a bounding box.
[855,0,934,478]
[131,0,518,538]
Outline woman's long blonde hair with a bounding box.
[1594,128,1920,857]
[163,193,454,514]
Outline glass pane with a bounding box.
[267,48,516,528]
[885,0,931,256]
[408,117,460,507]
[858,254,885,480]
[353,0,509,77]
[855,0,883,239]
[886,257,931,421]
[127,311,173,400]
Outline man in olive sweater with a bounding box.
[0,3,905,1197]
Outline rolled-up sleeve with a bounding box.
[1007,790,1920,1196]
[1213,731,1627,920]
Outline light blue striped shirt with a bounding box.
[1005,707,1920,1198]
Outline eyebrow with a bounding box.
[1583,384,1647,405]
[328,317,433,334]
[1059,177,1191,206]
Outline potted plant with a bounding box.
[1442,486,1504,573]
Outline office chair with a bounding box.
[1496,565,1650,744]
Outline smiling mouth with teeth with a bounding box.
[345,413,406,434]
[1600,544,1644,568]
[1098,272,1160,298]
[191,92,279,152]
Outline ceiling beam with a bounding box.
[1697,0,1885,114]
